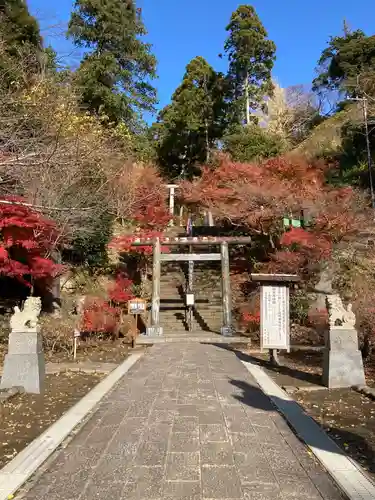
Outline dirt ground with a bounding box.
[0,339,132,368]
[45,339,131,364]
[247,349,375,481]
[0,371,104,469]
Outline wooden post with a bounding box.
[167,184,178,226]
[188,245,194,291]
[146,238,163,336]
[187,244,194,331]
[221,242,233,336]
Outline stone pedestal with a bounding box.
[0,332,45,394]
[146,326,163,337]
[322,328,365,388]
[221,326,234,337]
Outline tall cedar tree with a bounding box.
[313,29,375,97]
[153,56,227,179]
[68,0,157,126]
[0,0,43,86]
[224,5,276,126]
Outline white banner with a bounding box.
[261,285,290,351]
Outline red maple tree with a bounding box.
[108,273,134,306]
[81,273,135,335]
[0,197,64,286]
[178,154,366,274]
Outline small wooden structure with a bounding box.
[131,237,252,338]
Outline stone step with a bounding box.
[160,316,222,323]
[136,334,248,344]
[160,312,220,317]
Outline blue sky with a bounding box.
[29,0,375,117]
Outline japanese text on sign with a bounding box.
[260,285,290,351]
[128,298,147,315]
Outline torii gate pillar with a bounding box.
[166,184,178,226]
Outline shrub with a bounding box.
[81,297,121,337]
[223,125,285,163]
[40,313,77,354]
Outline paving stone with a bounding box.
[241,486,283,500]
[201,465,242,498]
[176,404,199,416]
[153,399,177,411]
[262,447,307,476]
[165,452,200,480]
[307,469,345,500]
[117,417,147,437]
[21,476,55,500]
[246,411,278,428]
[254,425,285,444]
[198,409,225,424]
[135,440,168,465]
[81,477,125,499]
[51,446,102,474]
[46,469,93,498]
[237,465,277,485]
[162,480,201,500]
[170,432,200,452]
[230,432,260,453]
[224,413,254,434]
[122,466,164,499]
[276,474,323,499]
[200,423,228,442]
[233,452,269,468]
[173,416,199,433]
[94,455,132,475]
[149,409,176,422]
[143,422,172,441]
[106,439,139,459]
[127,400,153,417]
[201,441,234,465]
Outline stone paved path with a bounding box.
[20,344,345,500]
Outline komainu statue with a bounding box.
[326,294,356,329]
[10,297,42,333]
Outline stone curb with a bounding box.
[0,386,24,404]
[352,384,375,401]
[45,361,119,375]
[242,359,375,500]
[0,352,143,500]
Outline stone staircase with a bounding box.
[159,263,224,336]
[137,226,246,343]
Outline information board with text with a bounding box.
[260,285,290,351]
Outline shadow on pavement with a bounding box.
[228,375,375,477]
[216,344,322,386]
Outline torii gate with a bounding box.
[131,236,252,337]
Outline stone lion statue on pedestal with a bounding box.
[10,297,42,333]
[326,294,356,329]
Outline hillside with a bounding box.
[297,103,363,158]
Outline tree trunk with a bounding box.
[205,119,210,163]
[245,72,250,126]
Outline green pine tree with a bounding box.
[313,29,375,97]
[0,0,43,87]
[224,4,276,126]
[153,56,227,179]
[68,0,157,126]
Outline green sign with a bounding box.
[283,218,301,228]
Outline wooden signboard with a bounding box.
[128,298,147,315]
[260,284,290,351]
